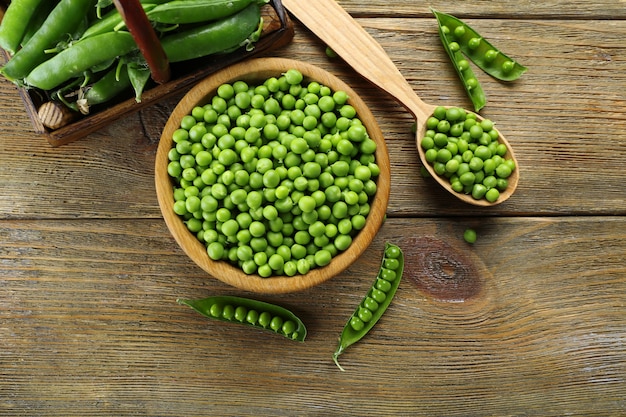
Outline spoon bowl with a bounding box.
[282,0,519,206]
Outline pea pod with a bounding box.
[0,0,93,81]
[177,295,307,342]
[0,0,45,54]
[160,2,262,63]
[81,4,158,40]
[25,31,137,91]
[439,31,486,113]
[433,9,527,82]
[146,0,264,24]
[333,242,404,371]
[79,63,132,114]
[19,0,58,47]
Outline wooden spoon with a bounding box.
[281,0,519,206]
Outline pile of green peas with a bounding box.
[167,69,380,277]
[420,106,516,203]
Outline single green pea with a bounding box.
[246,309,259,325]
[234,306,248,322]
[485,188,500,203]
[222,304,236,320]
[463,228,477,244]
[350,316,365,331]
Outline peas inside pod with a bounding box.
[167,69,380,277]
[177,295,307,341]
[333,242,404,371]
[420,106,516,203]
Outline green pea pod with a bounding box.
[160,2,262,63]
[19,0,58,47]
[333,242,404,371]
[25,31,137,91]
[81,63,132,111]
[437,23,487,112]
[81,4,158,40]
[0,0,45,54]
[177,296,307,342]
[147,0,266,24]
[433,9,527,82]
[0,0,93,82]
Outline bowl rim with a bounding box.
[155,57,391,293]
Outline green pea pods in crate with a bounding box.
[0,0,294,146]
[177,295,307,341]
[333,242,404,371]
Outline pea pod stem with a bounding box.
[177,295,307,342]
[333,242,404,371]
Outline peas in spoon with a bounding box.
[281,0,519,206]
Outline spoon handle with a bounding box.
[281,0,434,123]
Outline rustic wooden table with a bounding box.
[1,1,625,415]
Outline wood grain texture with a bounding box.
[1,217,625,415]
[1,2,626,415]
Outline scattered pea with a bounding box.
[463,228,477,244]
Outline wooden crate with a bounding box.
[0,0,294,146]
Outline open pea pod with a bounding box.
[333,242,404,371]
[177,295,307,342]
[433,9,527,82]
[437,22,486,112]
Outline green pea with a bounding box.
[376,278,392,293]
[234,306,248,322]
[222,304,235,320]
[246,309,259,325]
[463,228,477,244]
[363,297,379,312]
[209,303,223,318]
[282,320,297,335]
[350,316,365,331]
[485,188,500,203]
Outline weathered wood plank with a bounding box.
[2,18,625,219]
[1,217,625,415]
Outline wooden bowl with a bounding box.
[155,57,391,293]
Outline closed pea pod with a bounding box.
[81,4,158,40]
[0,0,93,81]
[432,9,527,82]
[147,0,261,24]
[79,63,132,114]
[160,3,262,63]
[333,242,404,371]
[0,0,45,54]
[25,31,138,91]
[177,295,307,341]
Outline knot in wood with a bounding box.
[404,236,482,302]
